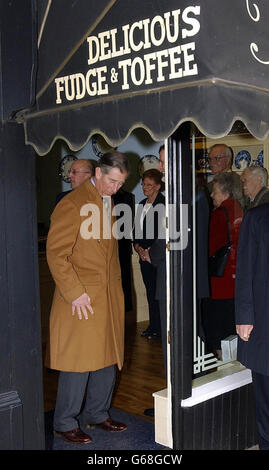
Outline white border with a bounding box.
[181,368,252,407]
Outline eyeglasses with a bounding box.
[142,183,154,188]
[207,156,227,163]
[68,169,91,175]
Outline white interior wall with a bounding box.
[36,128,163,323]
[61,128,162,204]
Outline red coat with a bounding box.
[209,198,243,299]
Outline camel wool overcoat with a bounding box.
[46,179,125,372]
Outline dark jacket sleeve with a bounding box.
[149,238,166,267]
[149,238,166,301]
[196,188,210,299]
[235,209,257,325]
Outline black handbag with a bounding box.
[208,206,231,277]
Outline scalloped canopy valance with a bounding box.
[20,0,269,155]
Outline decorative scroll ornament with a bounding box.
[246,1,269,64]
[246,0,260,21]
[250,43,269,65]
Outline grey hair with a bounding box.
[97,151,129,175]
[245,166,268,187]
[209,144,233,160]
[212,172,237,198]
[75,159,94,174]
[213,171,244,207]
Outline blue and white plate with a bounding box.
[235,150,251,169]
[139,154,159,176]
[257,150,264,167]
[59,154,78,182]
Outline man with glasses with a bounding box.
[56,158,94,204]
[207,144,245,209]
[208,144,233,175]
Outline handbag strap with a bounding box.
[219,206,231,245]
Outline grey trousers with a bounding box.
[53,365,116,431]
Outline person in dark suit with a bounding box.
[235,203,269,450]
[133,169,165,339]
[148,237,167,369]
[113,188,135,312]
[56,159,94,204]
[143,147,167,376]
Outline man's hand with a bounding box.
[134,244,145,260]
[72,293,94,320]
[134,244,151,262]
[236,324,254,342]
[143,248,151,263]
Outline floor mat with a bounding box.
[45,408,166,451]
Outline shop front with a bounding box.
[2,0,269,449]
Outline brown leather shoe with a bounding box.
[54,428,92,444]
[86,418,127,432]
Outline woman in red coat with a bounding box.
[202,172,243,360]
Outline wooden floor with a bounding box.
[42,316,166,420]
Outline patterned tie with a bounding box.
[103,196,111,215]
[102,197,111,238]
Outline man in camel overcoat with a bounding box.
[46,151,129,444]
